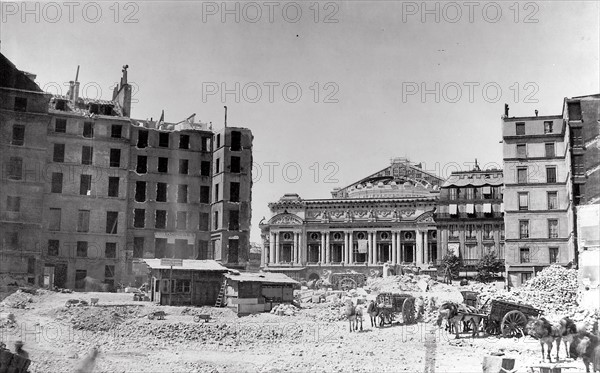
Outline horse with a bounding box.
[344,300,364,332]
[569,331,600,373]
[560,317,592,359]
[526,317,562,362]
[366,300,381,328]
[437,302,483,339]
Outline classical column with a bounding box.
[325,232,331,264]
[373,232,378,264]
[269,232,275,264]
[348,232,354,264]
[274,232,280,263]
[342,233,347,264]
[392,232,397,264]
[416,230,423,265]
[292,233,297,263]
[297,232,303,264]
[424,230,429,265]
[367,232,373,264]
[320,233,325,263]
[396,232,400,263]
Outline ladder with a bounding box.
[215,278,227,307]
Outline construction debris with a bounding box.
[270,304,299,316]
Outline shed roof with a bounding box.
[142,259,229,272]
[225,272,299,285]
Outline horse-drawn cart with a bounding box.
[483,299,543,337]
[376,292,416,326]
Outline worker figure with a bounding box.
[14,340,29,360]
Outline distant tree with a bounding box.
[441,249,460,284]
[474,251,505,283]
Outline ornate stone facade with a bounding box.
[259,158,443,280]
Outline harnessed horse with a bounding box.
[526,317,563,362]
[345,300,364,332]
[437,302,483,339]
[367,300,383,328]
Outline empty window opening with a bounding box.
[110,149,121,167]
[106,211,118,234]
[137,130,148,148]
[108,177,119,197]
[156,183,167,202]
[135,181,146,202]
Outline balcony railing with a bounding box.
[435,259,505,268]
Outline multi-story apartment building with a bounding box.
[210,127,253,270]
[502,109,574,287]
[0,53,253,290]
[0,54,52,286]
[43,75,132,290]
[435,167,505,272]
[127,119,215,285]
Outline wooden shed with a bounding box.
[143,259,229,306]
[224,272,300,315]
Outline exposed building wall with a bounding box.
[565,96,600,205]
[1,53,255,290]
[41,113,131,290]
[0,56,52,286]
[211,127,253,269]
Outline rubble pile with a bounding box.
[60,305,143,332]
[111,319,306,346]
[270,304,299,316]
[467,266,579,316]
[517,265,579,313]
[366,274,454,294]
[303,302,347,323]
[0,289,35,309]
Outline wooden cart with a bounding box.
[460,291,479,307]
[375,292,416,326]
[483,299,542,337]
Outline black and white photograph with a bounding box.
[1,1,599,372]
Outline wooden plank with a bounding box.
[160,258,183,267]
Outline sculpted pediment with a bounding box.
[268,213,303,225]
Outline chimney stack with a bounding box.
[69,65,80,102]
[224,106,228,127]
[535,109,539,117]
[504,103,509,117]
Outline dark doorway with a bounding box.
[281,244,292,262]
[379,244,390,263]
[332,244,343,263]
[402,244,414,263]
[53,263,68,288]
[308,245,319,262]
[228,239,239,263]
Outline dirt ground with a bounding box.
[0,291,590,373]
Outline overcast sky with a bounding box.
[3,1,599,243]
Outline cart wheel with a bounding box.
[402,298,416,324]
[501,310,527,338]
[193,315,200,323]
[339,278,356,291]
[148,313,155,320]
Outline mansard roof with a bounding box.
[442,169,503,188]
